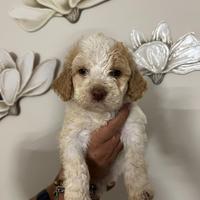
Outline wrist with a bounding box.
[53,180,65,200]
[46,184,55,200]
[89,183,99,200]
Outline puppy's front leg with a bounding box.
[123,126,154,200]
[61,132,91,200]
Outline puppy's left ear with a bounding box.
[52,45,78,101]
[52,66,72,101]
[126,50,147,101]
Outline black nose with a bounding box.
[91,86,107,102]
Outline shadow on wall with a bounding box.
[16,133,60,199]
[141,78,200,196]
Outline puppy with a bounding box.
[52,33,153,200]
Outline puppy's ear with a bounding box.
[126,50,147,101]
[52,66,72,101]
[52,45,78,101]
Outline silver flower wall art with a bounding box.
[131,22,200,84]
[0,50,57,120]
[9,0,110,32]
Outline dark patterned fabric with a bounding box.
[36,189,50,200]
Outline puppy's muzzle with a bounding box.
[90,86,108,102]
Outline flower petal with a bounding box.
[0,101,9,112]
[37,0,71,14]
[78,0,108,9]
[152,21,172,46]
[167,45,200,72]
[166,34,200,72]
[17,51,35,94]
[170,33,200,57]
[0,69,20,106]
[9,6,56,32]
[68,0,82,8]
[23,0,41,7]
[0,49,16,71]
[131,29,147,50]
[134,41,169,73]
[171,62,200,74]
[19,59,57,97]
[0,111,8,120]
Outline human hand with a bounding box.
[86,103,130,183]
[34,103,130,200]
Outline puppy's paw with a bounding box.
[130,185,154,200]
[140,189,154,200]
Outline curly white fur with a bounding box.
[53,33,153,200]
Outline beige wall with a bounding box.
[1,0,200,199]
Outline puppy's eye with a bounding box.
[109,69,122,78]
[78,68,88,76]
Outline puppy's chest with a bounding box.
[66,108,114,132]
[62,103,146,146]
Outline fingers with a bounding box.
[107,140,124,164]
[108,103,130,130]
[96,103,130,143]
[101,133,121,155]
[102,133,123,164]
[89,134,123,168]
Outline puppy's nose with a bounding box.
[91,86,107,102]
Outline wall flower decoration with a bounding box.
[0,49,57,120]
[9,0,110,32]
[131,22,200,84]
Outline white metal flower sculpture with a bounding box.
[131,22,200,84]
[0,49,57,120]
[9,0,110,32]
